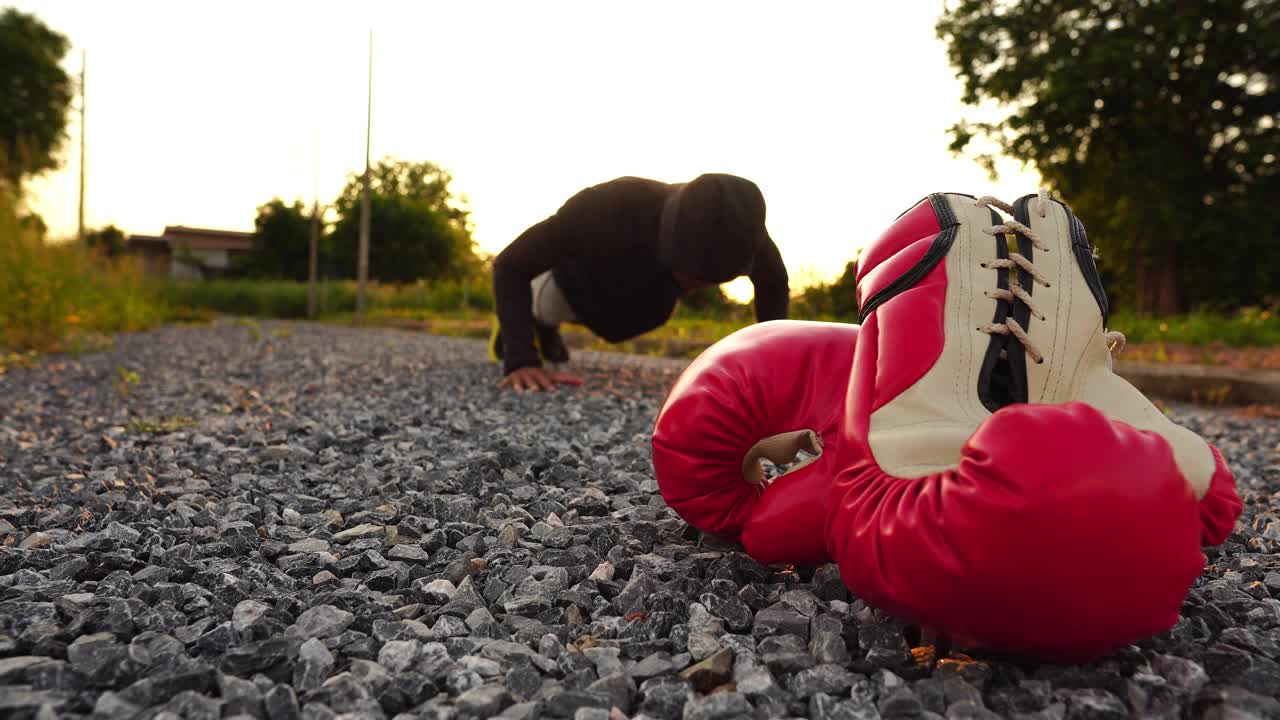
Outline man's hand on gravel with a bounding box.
[499,367,583,392]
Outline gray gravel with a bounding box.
[0,319,1278,720]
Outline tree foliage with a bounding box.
[85,224,126,258]
[792,261,860,321]
[241,199,315,281]
[938,0,1280,314]
[336,158,471,233]
[330,194,475,283]
[0,9,73,191]
[330,158,479,282]
[680,284,739,314]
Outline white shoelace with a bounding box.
[973,191,1125,364]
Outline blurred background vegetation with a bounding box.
[2,2,1277,365]
[940,1,1280,316]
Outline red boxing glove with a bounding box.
[828,192,1242,661]
[829,401,1205,661]
[652,320,858,565]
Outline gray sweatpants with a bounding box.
[531,270,577,326]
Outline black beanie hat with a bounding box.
[658,173,766,284]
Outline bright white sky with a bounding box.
[17,0,1039,300]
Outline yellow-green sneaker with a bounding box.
[488,317,503,363]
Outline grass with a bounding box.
[538,307,1280,366]
[4,183,1275,371]
[113,365,140,400]
[155,277,494,319]
[152,279,758,360]
[541,307,1280,364]
[358,307,755,359]
[167,282,1274,360]
[1107,308,1280,369]
[1109,308,1280,347]
[0,187,167,354]
[0,348,39,375]
[584,315,761,359]
[127,415,194,434]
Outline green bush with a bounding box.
[156,280,344,318]
[154,277,494,319]
[0,188,166,352]
[1110,308,1280,347]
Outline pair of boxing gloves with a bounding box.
[651,192,1242,662]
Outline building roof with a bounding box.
[162,226,253,251]
[126,234,169,251]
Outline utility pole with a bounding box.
[77,49,86,246]
[308,133,320,319]
[356,29,372,320]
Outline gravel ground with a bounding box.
[1,319,1278,720]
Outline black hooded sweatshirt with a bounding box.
[492,174,789,374]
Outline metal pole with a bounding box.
[356,29,372,320]
[308,202,320,319]
[308,132,320,319]
[77,49,86,246]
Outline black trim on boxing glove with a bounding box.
[858,193,962,320]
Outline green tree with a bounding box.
[330,158,478,282]
[16,209,47,242]
[336,158,471,232]
[938,1,1280,314]
[85,224,125,258]
[241,199,315,280]
[331,193,473,283]
[792,260,859,321]
[680,284,738,314]
[0,9,73,191]
[829,260,859,321]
